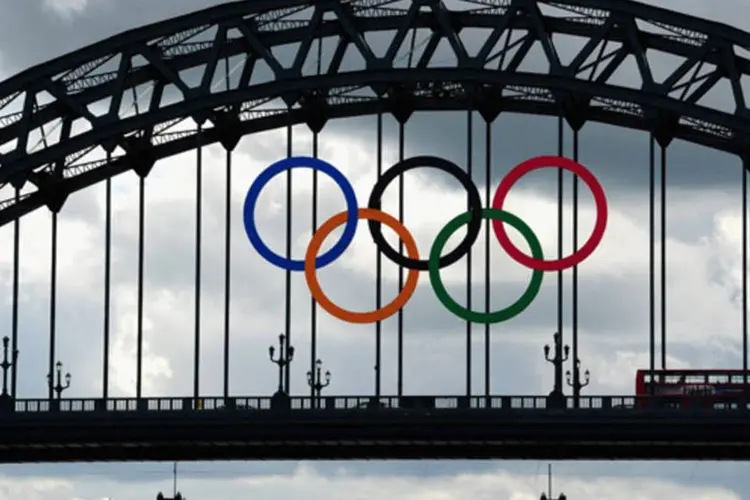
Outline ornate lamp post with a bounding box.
[540,494,567,500]
[47,360,71,400]
[566,358,591,408]
[269,333,294,394]
[0,336,18,411]
[1,336,18,398]
[544,332,569,409]
[307,358,331,408]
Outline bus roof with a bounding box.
[636,369,750,374]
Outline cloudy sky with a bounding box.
[1,0,750,499]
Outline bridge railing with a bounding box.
[1,394,745,414]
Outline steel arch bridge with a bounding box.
[1,0,750,463]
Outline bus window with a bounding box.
[714,402,738,410]
[685,375,705,384]
[731,375,747,384]
[709,374,729,384]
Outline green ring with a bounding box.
[428,208,544,324]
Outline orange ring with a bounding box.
[304,208,420,324]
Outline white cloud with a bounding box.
[0,114,744,495]
[42,0,93,19]
[0,465,743,500]
[0,121,745,491]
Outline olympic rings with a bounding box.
[429,208,544,324]
[367,156,482,270]
[305,208,420,324]
[243,154,609,325]
[491,155,608,272]
[243,156,359,271]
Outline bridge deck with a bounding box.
[1,394,748,462]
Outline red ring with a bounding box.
[491,155,608,272]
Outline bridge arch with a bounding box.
[0,0,748,225]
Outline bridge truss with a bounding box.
[1,0,750,462]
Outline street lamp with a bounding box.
[47,360,71,400]
[269,333,294,394]
[307,358,331,407]
[566,358,591,407]
[0,336,18,398]
[544,332,569,408]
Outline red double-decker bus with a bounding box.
[635,369,750,409]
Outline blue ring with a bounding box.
[243,156,359,271]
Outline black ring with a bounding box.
[367,156,483,271]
